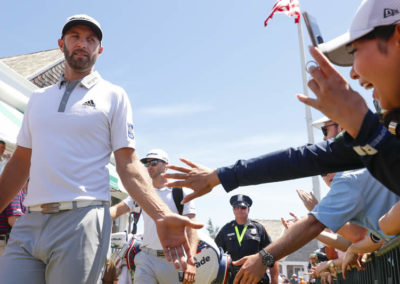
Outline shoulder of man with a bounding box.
[220,220,236,230]
[248,220,269,233]
[248,219,263,227]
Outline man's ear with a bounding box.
[58,39,64,52]
[98,45,104,55]
[395,24,400,48]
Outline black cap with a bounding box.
[62,14,103,41]
[230,194,252,208]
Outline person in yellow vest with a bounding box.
[215,195,278,284]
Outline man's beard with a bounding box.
[63,44,97,71]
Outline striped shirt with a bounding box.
[0,191,26,234]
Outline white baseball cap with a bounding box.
[319,0,400,66]
[312,116,331,130]
[140,149,169,164]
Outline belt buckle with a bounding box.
[157,251,164,257]
[41,202,61,214]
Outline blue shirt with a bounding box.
[311,169,400,241]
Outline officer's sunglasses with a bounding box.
[234,206,248,210]
[144,159,163,167]
[321,123,338,137]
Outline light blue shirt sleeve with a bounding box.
[311,171,364,232]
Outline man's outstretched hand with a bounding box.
[155,213,203,270]
[164,158,220,203]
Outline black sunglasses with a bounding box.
[144,159,162,167]
[321,123,338,137]
[234,205,248,210]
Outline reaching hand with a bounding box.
[341,250,364,279]
[232,253,266,284]
[297,46,369,138]
[296,189,318,211]
[183,263,196,284]
[155,213,203,271]
[281,212,299,229]
[314,261,329,277]
[164,158,220,203]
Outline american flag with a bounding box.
[264,0,301,27]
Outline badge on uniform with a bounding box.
[250,228,257,235]
[127,123,134,140]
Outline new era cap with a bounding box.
[140,149,169,164]
[319,0,400,66]
[62,14,103,41]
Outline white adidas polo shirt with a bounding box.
[17,71,135,206]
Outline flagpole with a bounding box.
[296,12,321,201]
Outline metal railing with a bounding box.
[315,235,400,284]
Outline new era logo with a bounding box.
[82,100,96,108]
[384,8,399,18]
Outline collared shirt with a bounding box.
[17,71,136,206]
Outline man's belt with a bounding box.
[28,200,109,214]
[140,246,165,257]
[0,234,8,241]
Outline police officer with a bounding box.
[215,194,278,284]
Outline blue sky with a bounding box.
[0,1,369,231]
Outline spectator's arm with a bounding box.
[269,261,279,284]
[346,233,383,254]
[0,146,31,212]
[337,223,368,243]
[266,214,326,260]
[110,201,131,220]
[341,233,383,279]
[216,136,362,193]
[316,230,351,252]
[379,200,400,236]
[7,215,20,227]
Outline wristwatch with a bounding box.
[259,249,275,268]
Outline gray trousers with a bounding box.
[0,204,111,284]
[134,250,182,284]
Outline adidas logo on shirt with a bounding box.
[82,100,96,108]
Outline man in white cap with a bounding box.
[0,15,201,284]
[110,149,198,284]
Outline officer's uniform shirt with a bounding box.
[215,219,272,261]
